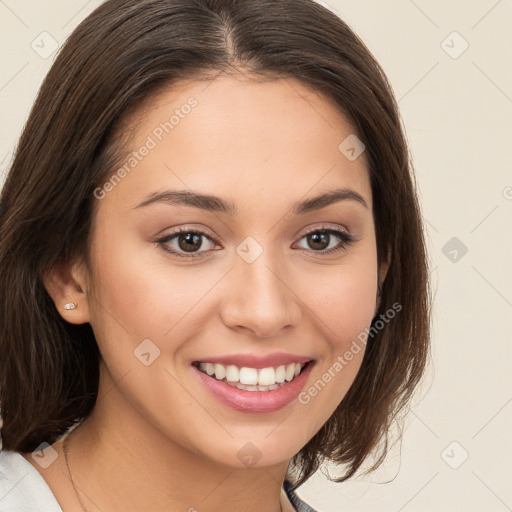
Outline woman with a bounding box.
[0,0,431,510]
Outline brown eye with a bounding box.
[295,228,355,254]
[177,232,203,252]
[158,229,219,258]
[306,232,330,251]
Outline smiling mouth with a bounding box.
[192,360,314,391]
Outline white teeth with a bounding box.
[285,363,295,382]
[238,384,258,391]
[239,367,258,385]
[227,381,285,392]
[214,364,226,380]
[257,367,276,386]
[275,365,286,383]
[197,361,308,386]
[225,365,239,382]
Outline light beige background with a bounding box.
[1,1,511,511]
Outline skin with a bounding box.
[23,72,388,512]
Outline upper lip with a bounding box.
[193,352,314,369]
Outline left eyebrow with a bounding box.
[133,186,368,214]
[293,187,368,214]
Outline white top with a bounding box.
[0,450,316,512]
[0,450,62,511]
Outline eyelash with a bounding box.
[156,225,356,259]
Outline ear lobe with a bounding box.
[43,258,90,324]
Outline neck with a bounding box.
[64,366,293,512]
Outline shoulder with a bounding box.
[0,450,62,512]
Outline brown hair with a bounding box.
[0,0,430,489]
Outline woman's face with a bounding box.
[79,74,383,468]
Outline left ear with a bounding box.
[43,256,91,324]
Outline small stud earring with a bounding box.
[63,302,77,310]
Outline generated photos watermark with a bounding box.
[93,97,198,200]
[298,301,402,404]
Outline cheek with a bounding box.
[87,218,208,338]
[290,258,377,434]
[326,275,377,344]
[296,257,378,349]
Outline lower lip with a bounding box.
[192,362,315,413]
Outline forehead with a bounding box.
[102,73,371,214]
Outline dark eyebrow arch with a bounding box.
[133,187,368,214]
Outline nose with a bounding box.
[220,249,302,338]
